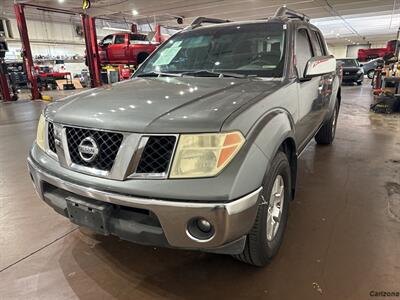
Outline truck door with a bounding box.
[107,34,128,63]
[99,35,114,63]
[310,30,332,117]
[294,28,326,149]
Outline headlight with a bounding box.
[36,113,47,151]
[170,131,245,178]
[357,70,363,75]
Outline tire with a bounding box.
[137,53,149,65]
[234,151,291,267]
[367,70,375,79]
[357,81,362,86]
[315,100,339,145]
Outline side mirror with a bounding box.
[304,56,336,78]
[360,64,364,67]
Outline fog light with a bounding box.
[187,217,215,241]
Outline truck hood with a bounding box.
[47,77,283,133]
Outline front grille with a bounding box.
[65,127,123,171]
[48,122,57,153]
[136,136,176,174]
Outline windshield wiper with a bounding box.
[136,71,182,78]
[181,70,251,79]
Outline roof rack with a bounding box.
[190,17,230,28]
[274,6,310,22]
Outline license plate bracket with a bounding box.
[66,196,113,235]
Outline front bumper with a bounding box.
[28,156,262,253]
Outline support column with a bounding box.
[154,24,162,43]
[82,14,101,88]
[0,62,11,102]
[14,4,40,100]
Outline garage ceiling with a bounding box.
[1,0,400,44]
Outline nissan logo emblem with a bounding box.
[78,136,99,163]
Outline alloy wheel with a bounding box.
[266,175,285,241]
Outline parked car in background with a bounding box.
[337,58,364,85]
[98,32,159,66]
[361,58,384,79]
[358,40,399,62]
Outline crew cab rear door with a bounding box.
[128,34,149,63]
[294,27,326,149]
[310,29,332,116]
[107,34,128,63]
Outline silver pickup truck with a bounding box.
[28,7,341,266]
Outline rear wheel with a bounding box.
[315,100,339,145]
[234,151,291,267]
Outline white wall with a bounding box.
[327,41,390,59]
[327,45,347,58]
[5,17,85,60]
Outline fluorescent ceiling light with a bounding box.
[102,27,131,32]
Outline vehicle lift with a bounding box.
[0,37,11,102]
[12,3,164,100]
[14,4,41,100]
[12,3,103,101]
[0,20,14,101]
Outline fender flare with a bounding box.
[246,108,296,159]
[243,108,298,197]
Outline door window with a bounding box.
[130,34,147,42]
[102,35,113,46]
[296,29,314,78]
[114,35,126,45]
[311,31,326,56]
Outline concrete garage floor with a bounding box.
[0,83,399,300]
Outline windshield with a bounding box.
[137,23,286,78]
[338,59,359,67]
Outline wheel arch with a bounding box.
[244,108,298,200]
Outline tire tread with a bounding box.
[315,101,339,145]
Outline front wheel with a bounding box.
[234,151,291,267]
[315,100,339,145]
